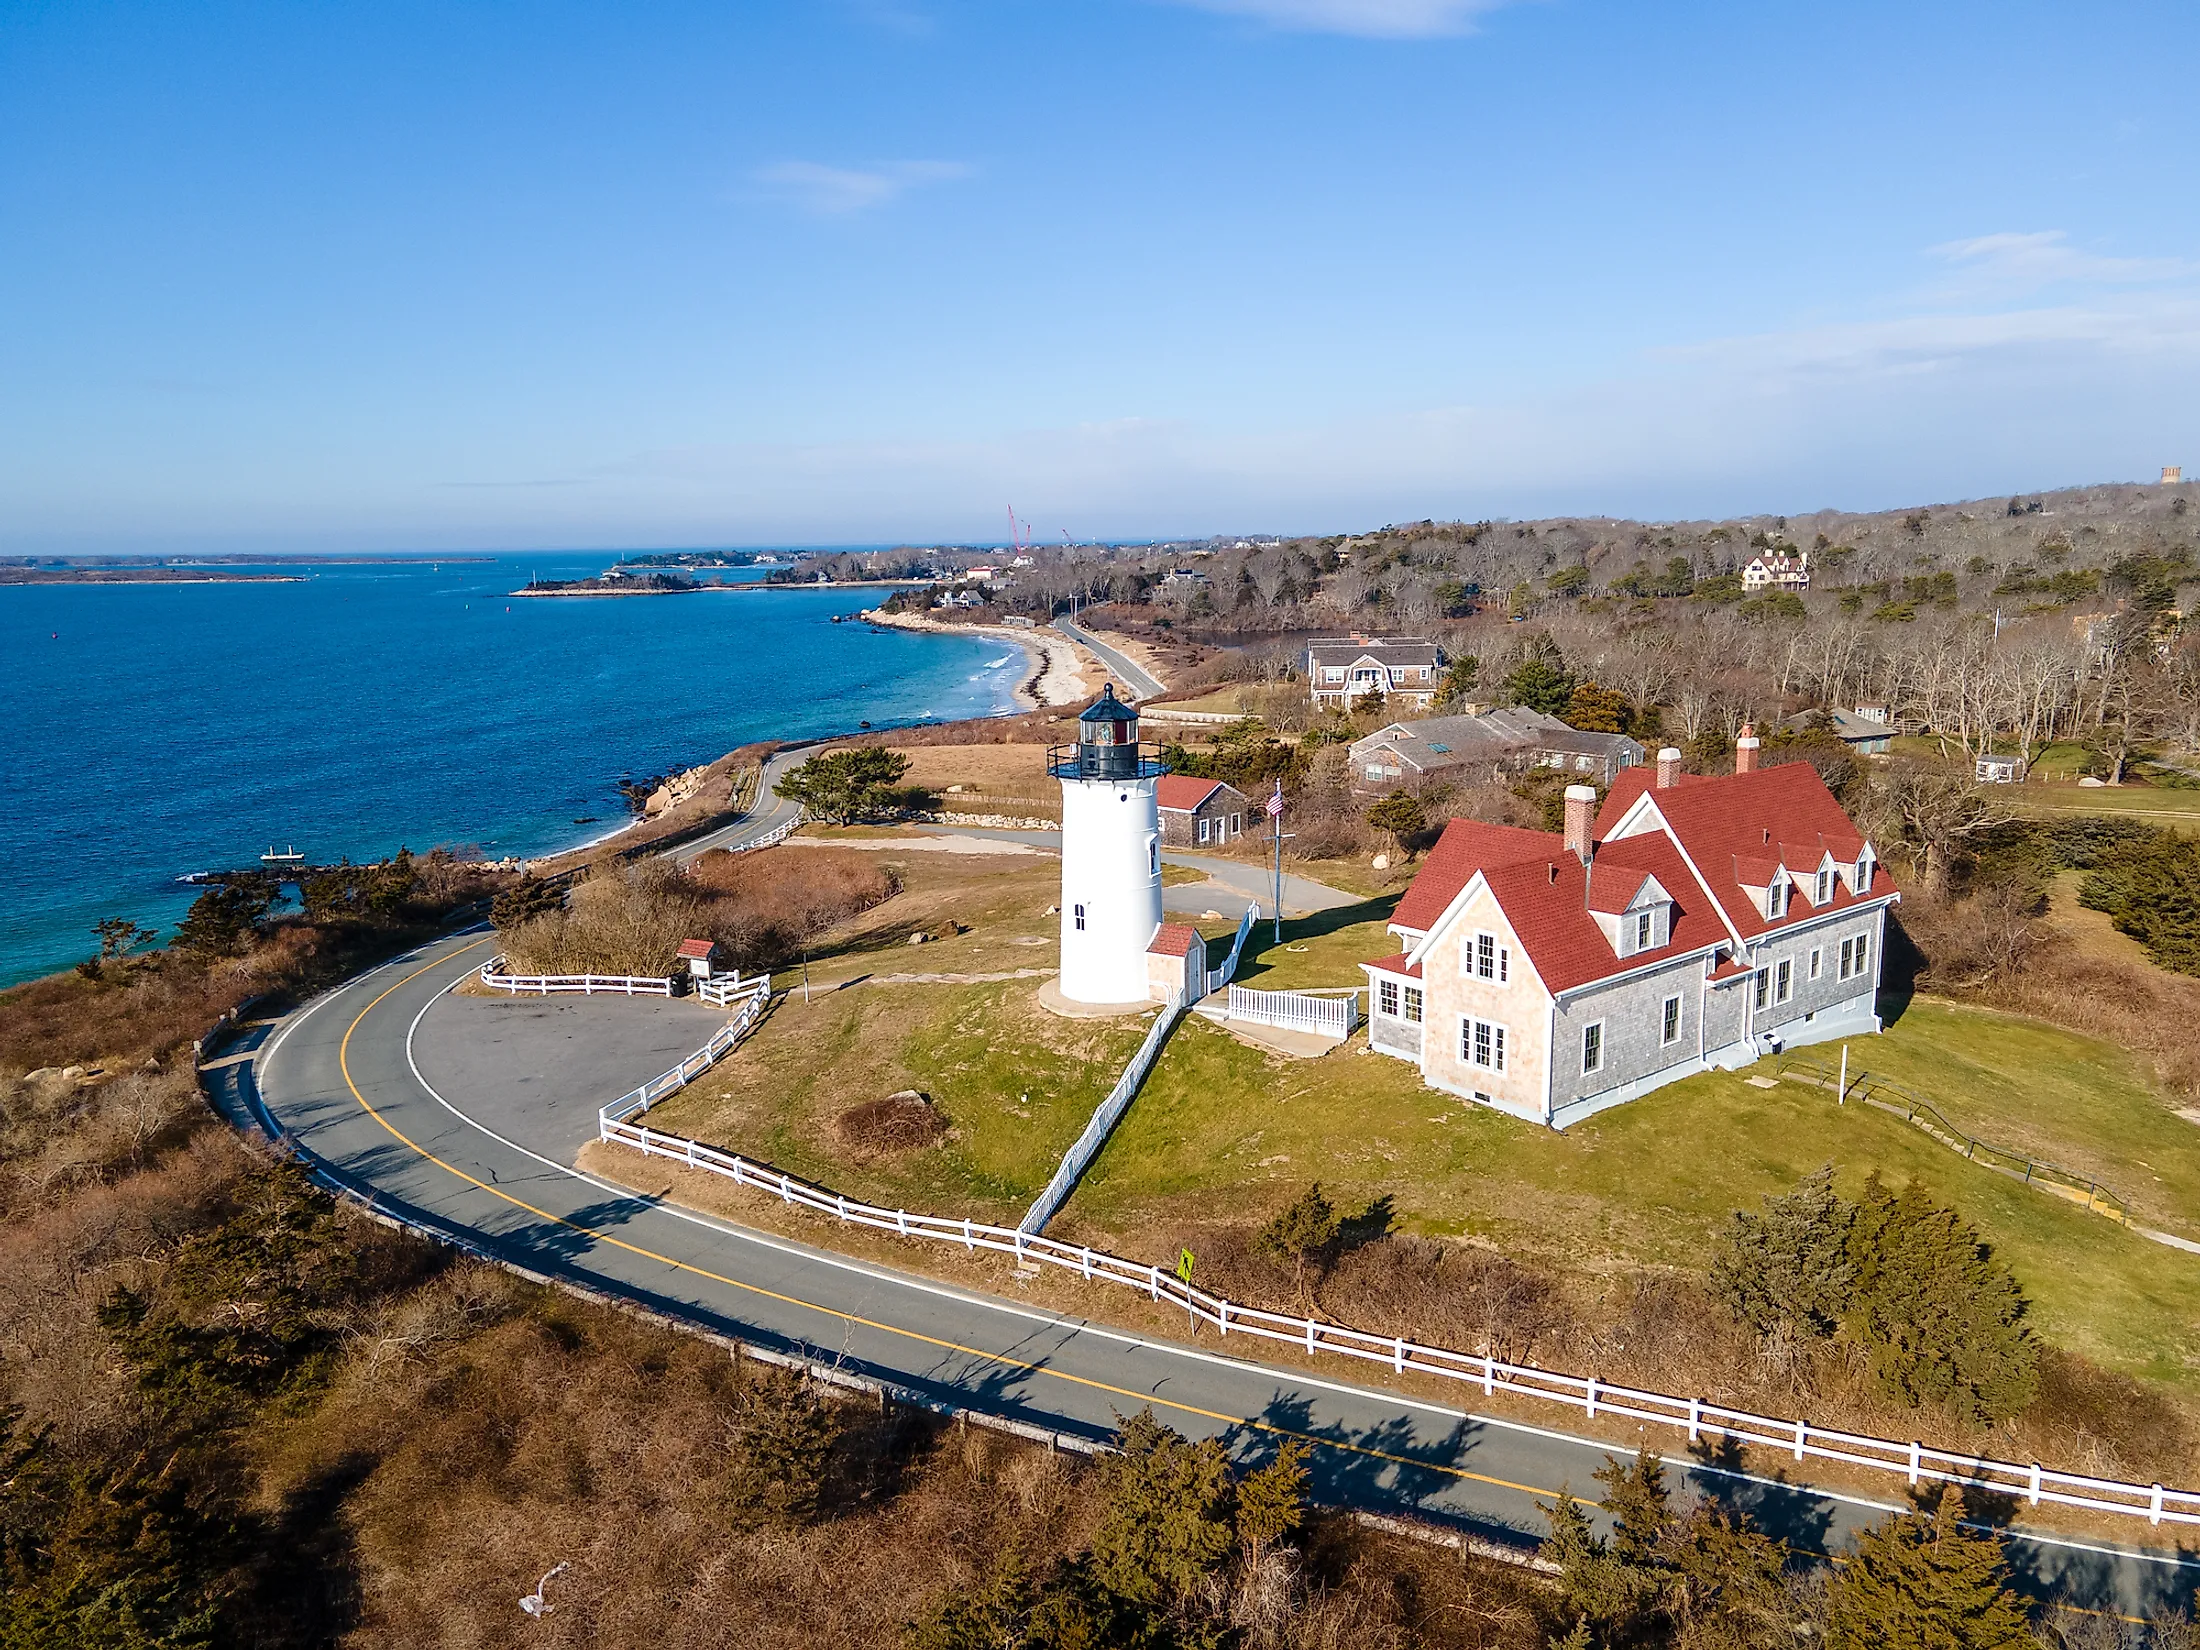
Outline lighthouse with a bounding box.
[1052,685,1166,1005]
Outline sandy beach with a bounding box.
[861,609,1093,708]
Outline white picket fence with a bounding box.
[595,1098,2194,1529]
[599,979,773,1126]
[478,956,673,997]
[1019,995,1187,1236]
[1204,906,1258,998]
[1223,983,1359,1040]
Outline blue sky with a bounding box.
[3,0,2195,549]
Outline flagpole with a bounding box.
[1270,780,1284,946]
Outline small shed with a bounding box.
[1145,923,1209,1006]
[1975,753,2020,784]
[676,938,719,979]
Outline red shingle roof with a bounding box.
[676,938,717,960]
[1597,762,1882,941]
[1155,775,1229,812]
[1362,952,1424,979]
[1389,820,1564,933]
[1147,923,1203,958]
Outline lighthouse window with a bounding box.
[1073,904,1086,931]
[1148,841,1158,874]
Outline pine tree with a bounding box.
[1257,1184,1342,1304]
[1233,1438,1309,1566]
[1090,1410,1235,1608]
[1710,1164,1857,1360]
[1825,1486,2031,1650]
[1846,1176,2037,1423]
[725,1368,839,1529]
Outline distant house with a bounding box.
[1781,708,1894,756]
[1306,637,1444,709]
[1158,567,1209,588]
[1349,708,1644,791]
[1976,753,2021,784]
[1155,775,1249,846]
[1742,551,1811,592]
[1362,733,1894,1128]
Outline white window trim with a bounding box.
[1775,958,1793,1003]
[1461,1015,1508,1073]
[1197,817,1211,843]
[1403,985,1423,1025]
[1660,994,1682,1046]
[1581,1019,1605,1075]
[1378,978,1400,1017]
[1634,909,1654,953]
[1809,946,1822,980]
[1815,868,1831,905]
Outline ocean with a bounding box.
[0,555,1025,986]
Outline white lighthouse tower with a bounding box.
[1053,685,1166,1005]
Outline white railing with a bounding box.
[1223,983,1359,1040]
[693,971,773,1008]
[595,1106,2200,1532]
[478,955,673,997]
[1019,994,1187,1236]
[736,816,799,853]
[599,985,774,1126]
[1204,906,1258,997]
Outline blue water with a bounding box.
[0,555,1023,985]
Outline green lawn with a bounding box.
[1065,919,2200,1393]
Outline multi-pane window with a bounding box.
[1635,910,1654,951]
[1582,1021,1604,1074]
[1378,978,1400,1017]
[1661,995,1681,1045]
[1403,986,1423,1024]
[1198,817,1211,843]
[1809,947,1822,980]
[1462,1017,1507,1072]
[1776,959,1793,1002]
[1074,904,1086,931]
[1767,880,1785,918]
[1838,937,1854,979]
[1754,968,1769,1010]
[1815,868,1832,905]
[1854,932,1871,975]
[1473,932,1509,981]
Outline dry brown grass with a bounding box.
[501,850,899,978]
[834,1090,948,1155]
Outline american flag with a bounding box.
[1265,784,1284,817]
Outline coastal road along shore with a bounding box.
[1055,615,1164,702]
[230,929,2197,1617]
[670,749,809,863]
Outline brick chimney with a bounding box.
[1735,724,1760,775]
[1564,784,1596,863]
[1656,746,1683,789]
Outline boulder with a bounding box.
[1372,853,1391,870]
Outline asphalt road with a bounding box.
[1055,615,1164,701]
[233,929,2196,1617]
[671,748,810,863]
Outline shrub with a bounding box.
[724,1367,839,1529]
[836,1091,947,1154]
[1824,1486,2031,1650]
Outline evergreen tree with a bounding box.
[1505,648,1577,715]
[1846,1176,2037,1423]
[1825,1486,2031,1650]
[1710,1164,1857,1358]
[1089,1410,1236,1609]
[172,881,277,958]
[1565,681,1633,734]
[724,1369,839,1529]
[1233,1438,1309,1566]
[1365,792,1427,857]
[773,748,914,825]
[1257,1184,1341,1303]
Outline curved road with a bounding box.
[1055,616,1164,702]
[219,930,2195,1617]
[670,748,811,863]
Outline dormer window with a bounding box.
[1767,880,1786,919]
[1634,910,1653,951]
[1814,867,1832,906]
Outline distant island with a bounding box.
[0,566,306,586]
[510,570,707,597]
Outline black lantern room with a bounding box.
[1049,684,1164,781]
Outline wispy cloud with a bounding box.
[1926,230,2187,287]
[749,159,970,216]
[1162,0,1516,38]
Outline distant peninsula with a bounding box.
[0,566,305,586]
[509,570,707,597]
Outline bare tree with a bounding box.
[1867,758,2014,896]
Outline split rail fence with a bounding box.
[598,1013,2199,1532]
[1203,906,1258,997]
[599,977,772,1126]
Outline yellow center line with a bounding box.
[329,943,1553,1502]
